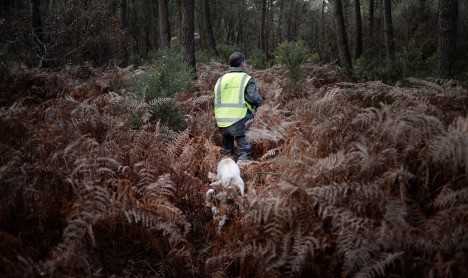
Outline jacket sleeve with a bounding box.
[244,78,263,109]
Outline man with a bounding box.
[214,52,263,161]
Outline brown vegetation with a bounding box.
[1,63,468,277]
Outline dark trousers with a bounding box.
[220,114,252,160]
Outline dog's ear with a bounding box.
[208,171,216,181]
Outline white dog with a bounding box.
[210,157,245,195]
[206,157,246,232]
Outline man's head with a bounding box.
[229,52,246,68]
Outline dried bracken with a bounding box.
[1,62,468,277]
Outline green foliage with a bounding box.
[248,49,268,69]
[354,51,403,83]
[196,49,220,64]
[217,44,240,65]
[306,52,320,64]
[274,41,308,86]
[399,38,437,78]
[136,48,191,131]
[150,98,186,131]
[130,111,144,130]
[139,48,193,99]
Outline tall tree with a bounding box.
[383,0,395,67]
[181,0,196,73]
[319,0,326,60]
[31,0,42,41]
[277,0,285,44]
[438,0,458,78]
[121,0,129,30]
[333,0,353,74]
[354,0,363,59]
[286,0,295,41]
[143,0,155,55]
[203,0,218,56]
[121,0,129,65]
[368,0,375,39]
[176,0,183,39]
[260,0,267,55]
[158,0,170,49]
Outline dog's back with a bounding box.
[215,158,245,195]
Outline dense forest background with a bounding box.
[1,0,467,80]
[2,1,468,278]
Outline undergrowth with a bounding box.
[1,60,468,278]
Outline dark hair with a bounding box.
[229,52,246,67]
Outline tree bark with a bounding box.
[319,0,326,60]
[120,0,129,65]
[158,0,170,49]
[383,0,395,67]
[237,0,245,47]
[438,0,458,78]
[121,0,129,30]
[144,0,154,55]
[368,0,374,40]
[204,0,218,56]
[333,0,353,75]
[260,0,267,54]
[277,0,285,45]
[181,0,196,73]
[31,0,42,41]
[286,0,295,41]
[176,0,183,39]
[354,0,363,59]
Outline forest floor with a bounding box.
[1,63,468,277]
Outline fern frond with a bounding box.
[430,117,468,176]
[434,188,468,209]
[288,231,321,274]
[354,252,403,278]
[166,129,191,161]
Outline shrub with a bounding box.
[274,41,308,87]
[138,48,193,100]
[354,52,403,83]
[248,49,268,69]
[196,49,218,64]
[217,44,240,65]
[136,48,191,130]
[149,98,186,131]
[306,52,321,64]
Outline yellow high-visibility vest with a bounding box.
[214,72,253,128]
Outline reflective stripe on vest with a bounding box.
[214,72,252,128]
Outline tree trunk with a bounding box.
[176,0,183,39]
[31,0,42,41]
[260,0,267,54]
[333,0,353,74]
[286,0,294,41]
[181,0,196,73]
[277,0,285,45]
[383,0,395,67]
[111,0,119,15]
[237,0,245,48]
[319,0,326,60]
[144,0,154,55]
[369,0,374,39]
[159,0,170,49]
[354,0,363,59]
[204,0,218,56]
[419,0,426,11]
[438,0,458,78]
[121,0,129,29]
[120,0,129,65]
